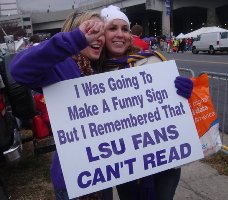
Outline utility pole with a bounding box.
[165,0,173,37]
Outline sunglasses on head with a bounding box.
[69,11,84,29]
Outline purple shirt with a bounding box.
[10,28,88,190]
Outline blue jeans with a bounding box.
[54,188,113,200]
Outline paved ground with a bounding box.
[112,161,228,200]
[113,133,228,200]
[174,161,228,200]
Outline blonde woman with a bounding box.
[10,11,112,200]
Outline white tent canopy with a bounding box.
[176,33,185,39]
[178,27,228,38]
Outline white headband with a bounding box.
[101,5,130,27]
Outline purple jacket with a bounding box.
[10,28,88,190]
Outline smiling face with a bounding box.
[104,19,131,58]
[80,16,105,61]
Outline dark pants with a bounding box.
[116,180,139,200]
[116,175,155,200]
[154,168,181,200]
[0,180,8,200]
[54,187,113,200]
[117,168,181,200]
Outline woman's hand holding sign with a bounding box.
[174,76,193,99]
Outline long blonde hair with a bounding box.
[61,11,102,75]
[61,11,101,32]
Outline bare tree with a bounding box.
[0,20,26,43]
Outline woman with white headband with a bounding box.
[100,5,193,200]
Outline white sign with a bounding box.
[43,60,203,199]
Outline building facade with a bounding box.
[0,0,33,39]
[0,0,18,16]
[1,0,228,37]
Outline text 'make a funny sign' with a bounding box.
[43,60,203,199]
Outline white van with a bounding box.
[192,31,228,54]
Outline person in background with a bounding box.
[10,11,112,200]
[187,37,193,51]
[178,39,186,53]
[173,38,179,53]
[159,38,165,51]
[100,5,193,200]
[27,34,41,47]
[163,38,168,52]
[131,24,149,51]
[167,38,173,53]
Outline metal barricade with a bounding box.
[201,71,228,154]
[178,67,195,78]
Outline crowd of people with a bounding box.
[9,5,194,200]
[144,36,194,53]
[127,23,194,54]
